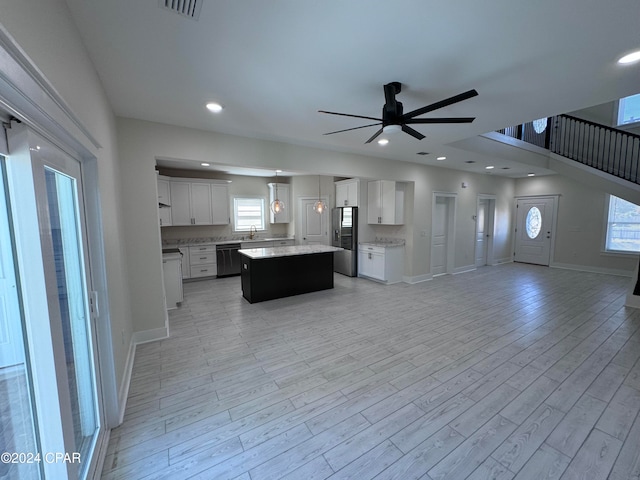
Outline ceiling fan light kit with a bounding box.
[320,82,478,144]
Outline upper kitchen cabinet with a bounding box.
[268,183,290,223]
[157,175,172,227]
[210,184,230,225]
[335,178,359,207]
[169,179,229,226]
[367,180,405,225]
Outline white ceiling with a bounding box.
[65,0,640,178]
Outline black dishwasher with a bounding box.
[216,243,241,277]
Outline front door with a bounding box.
[298,197,329,245]
[514,196,556,265]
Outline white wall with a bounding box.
[515,174,636,274]
[117,117,520,334]
[0,0,133,413]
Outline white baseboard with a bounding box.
[453,265,476,275]
[492,257,513,265]
[118,336,136,424]
[404,273,432,284]
[550,262,634,277]
[132,326,169,345]
[625,293,640,308]
[117,326,169,423]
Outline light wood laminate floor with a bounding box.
[102,264,640,480]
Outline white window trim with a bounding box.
[614,94,640,129]
[232,195,268,233]
[603,194,640,255]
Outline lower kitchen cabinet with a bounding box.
[189,244,217,278]
[162,253,183,309]
[358,243,404,284]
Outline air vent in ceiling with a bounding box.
[159,0,202,20]
[416,152,429,156]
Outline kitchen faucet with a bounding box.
[249,225,257,240]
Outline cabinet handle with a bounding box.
[368,253,372,259]
[200,257,207,260]
[200,269,208,272]
[199,247,207,250]
[344,200,347,206]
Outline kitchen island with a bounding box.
[238,245,343,303]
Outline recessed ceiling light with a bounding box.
[485,165,494,170]
[275,169,282,173]
[201,163,210,167]
[206,102,224,113]
[378,139,389,146]
[618,50,640,65]
[528,173,536,177]
[436,156,446,161]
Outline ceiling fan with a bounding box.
[319,82,478,143]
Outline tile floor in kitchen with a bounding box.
[101,263,640,479]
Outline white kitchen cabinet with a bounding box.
[162,253,183,309]
[268,183,290,223]
[367,180,405,225]
[179,246,190,279]
[190,182,214,225]
[271,239,295,247]
[169,180,229,226]
[189,244,217,278]
[335,179,359,207]
[211,184,230,225]
[169,181,193,225]
[358,243,404,284]
[157,176,172,227]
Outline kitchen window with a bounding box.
[233,196,266,232]
[605,194,640,253]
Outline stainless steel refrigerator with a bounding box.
[332,207,358,276]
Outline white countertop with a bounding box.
[359,240,405,247]
[163,237,295,248]
[239,245,343,259]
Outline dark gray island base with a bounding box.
[239,245,343,303]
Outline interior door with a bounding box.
[475,199,488,267]
[299,197,329,245]
[514,197,555,265]
[431,196,449,276]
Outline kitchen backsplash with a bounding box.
[160,223,289,244]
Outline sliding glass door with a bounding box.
[0,157,42,480]
[2,126,105,479]
[42,164,100,471]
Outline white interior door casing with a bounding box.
[514,196,557,266]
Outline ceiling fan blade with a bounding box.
[403,89,479,120]
[401,124,425,140]
[318,110,382,122]
[323,123,382,135]
[406,117,476,124]
[365,128,384,144]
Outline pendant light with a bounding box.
[313,175,326,214]
[270,170,285,215]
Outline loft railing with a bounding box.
[496,118,552,149]
[496,115,640,185]
[551,114,640,184]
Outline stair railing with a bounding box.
[551,114,640,184]
[496,115,640,185]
